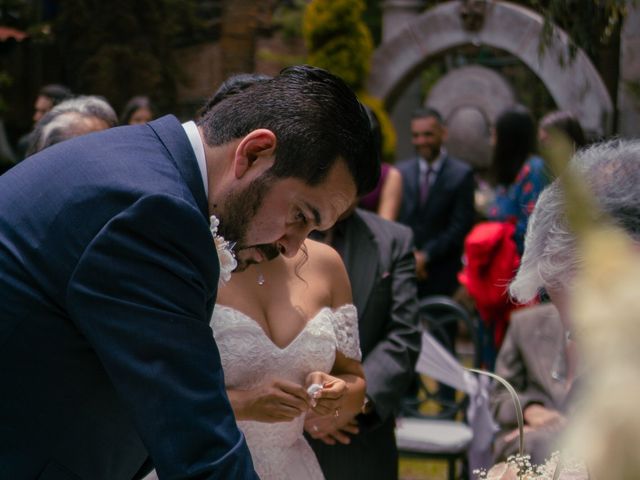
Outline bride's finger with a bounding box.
[315,383,346,400]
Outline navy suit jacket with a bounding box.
[0,116,257,479]
[397,154,475,296]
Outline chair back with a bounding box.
[397,296,482,479]
[405,295,480,419]
[420,295,481,370]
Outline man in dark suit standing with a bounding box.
[305,207,420,480]
[0,66,378,480]
[397,107,475,298]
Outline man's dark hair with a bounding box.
[38,84,73,106]
[411,106,444,124]
[197,65,379,196]
[201,73,273,117]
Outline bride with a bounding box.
[212,237,365,479]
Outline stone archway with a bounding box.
[426,65,515,169]
[369,1,613,138]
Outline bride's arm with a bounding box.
[331,352,366,417]
[306,242,366,418]
[306,353,366,419]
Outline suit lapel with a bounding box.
[148,115,209,221]
[342,213,379,315]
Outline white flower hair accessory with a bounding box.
[210,215,237,286]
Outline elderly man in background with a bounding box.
[16,83,74,160]
[26,95,118,156]
[490,140,640,463]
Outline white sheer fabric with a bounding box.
[211,304,360,480]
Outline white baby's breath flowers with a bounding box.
[474,452,587,479]
[209,215,237,286]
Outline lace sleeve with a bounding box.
[331,304,362,361]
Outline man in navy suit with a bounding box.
[397,107,475,298]
[0,66,378,479]
[397,107,474,407]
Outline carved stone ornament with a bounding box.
[459,0,487,32]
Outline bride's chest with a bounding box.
[211,309,337,388]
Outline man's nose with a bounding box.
[277,229,309,258]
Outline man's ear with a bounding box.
[233,129,276,179]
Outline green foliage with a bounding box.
[272,0,307,41]
[518,0,635,62]
[625,79,640,106]
[360,93,397,163]
[306,24,373,89]
[52,0,206,113]
[303,0,373,90]
[304,0,396,160]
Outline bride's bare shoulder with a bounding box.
[303,238,352,305]
[303,238,342,268]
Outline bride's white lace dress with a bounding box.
[210,304,361,480]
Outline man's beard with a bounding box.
[215,172,281,271]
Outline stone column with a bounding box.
[382,0,425,161]
[617,6,640,138]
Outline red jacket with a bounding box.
[458,221,521,348]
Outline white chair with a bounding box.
[396,296,495,480]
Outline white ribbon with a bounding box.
[415,331,499,473]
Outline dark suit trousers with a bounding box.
[306,416,398,480]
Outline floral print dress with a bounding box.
[488,155,549,255]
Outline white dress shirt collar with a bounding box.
[419,147,446,176]
[181,121,208,198]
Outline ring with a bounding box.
[312,425,319,433]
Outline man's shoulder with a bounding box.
[396,157,417,174]
[443,154,473,175]
[354,209,414,243]
[510,303,562,334]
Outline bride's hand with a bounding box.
[305,372,347,417]
[230,378,310,423]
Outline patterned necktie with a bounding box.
[420,166,434,206]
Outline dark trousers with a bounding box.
[306,415,398,480]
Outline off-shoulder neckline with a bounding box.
[212,304,355,351]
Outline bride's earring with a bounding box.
[257,271,266,286]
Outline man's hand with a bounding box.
[304,412,359,445]
[229,378,310,423]
[413,250,428,281]
[523,404,566,430]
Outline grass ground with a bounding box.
[399,457,450,479]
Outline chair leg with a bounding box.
[448,458,455,480]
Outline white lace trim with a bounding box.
[331,304,362,361]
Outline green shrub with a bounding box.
[304,0,396,162]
